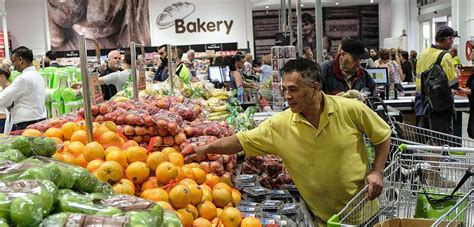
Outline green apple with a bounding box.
[162,209,181,227]
[0,149,25,163]
[57,166,75,189]
[0,192,10,221]
[126,211,154,226]
[11,136,32,157]
[9,194,44,226]
[149,204,164,226]
[42,163,61,185]
[71,167,99,193]
[18,167,49,181]
[40,180,58,216]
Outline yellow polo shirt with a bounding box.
[236,94,391,223]
[416,47,458,92]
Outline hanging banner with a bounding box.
[325,19,360,38]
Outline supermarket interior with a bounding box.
[0,0,473,226]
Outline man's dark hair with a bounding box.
[228,55,243,71]
[123,51,132,65]
[379,48,391,60]
[281,58,321,85]
[302,13,315,24]
[12,46,34,62]
[400,51,409,60]
[46,50,57,61]
[158,44,167,51]
[176,48,183,60]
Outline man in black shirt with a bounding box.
[154,45,169,82]
[400,51,413,82]
[100,50,122,100]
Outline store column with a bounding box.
[390,0,409,38]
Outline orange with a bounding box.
[156,201,174,210]
[21,128,42,137]
[197,201,217,221]
[187,184,203,205]
[104,146,121,156]
[212,218,224,227]
[52,152,65,162]
[112,179,135,195]
[125,161,149,184]
[205,174,220,188]
[220,207,242,227]
[213,183,232,193]
[141,177,159,192]
[121,140,139,150]
[75,154,88,168]
[169,185,191,209]
[51,137,64,150]
[141,188,169,202]
[201,188,212,203]
[200,184,212,192]
[106,150,128,168]
[146,152,168,171]
[101,121,118,133]
[161,147,178,156]
[241,217,262,227]
[62,141,71,153]
[99,131,121,148]
[87,159,104,173]
[181,166,196,181]
[177,208,194,227]
[62,122,80,140]
[83,142,105,162]
[230,189,241,206]
[125,146,148,163]
[70,130,88,145]
[68,141,85,157]
[186,163,200,169]
[62,152,77,165]
[193,217,212,227]
[192,168,206,184]
[155,162,178,184]
[167,152,184,167]
[77,120,87,130]
[179,179,197,187]
[94,160,124,184]
[216,208,223,217]
[175,167,186,182]
[212,186,231,208]
[187,204,198,219]
[93,125,110,141]
[44,127,63,140]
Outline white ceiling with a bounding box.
[252,0,379,11]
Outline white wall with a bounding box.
[378,0,391,48]
[407,0,420,53]
[1,0,49,55]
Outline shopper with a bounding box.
[360,48,375,68]
[243,53,254,76]
[390,48,405,82]
[400,51,413,82]
[187,58,391,226]
[100,50,122,100]
[410,50,418,81]
[460,75,473,138]
[182,49,196,80]
[0,64,10,90]
[174,49,191,83]
[320,38,376,95]
[154,45,169,82]
[322,49,333,61]
[227,55,255,103]
[416,25,459,133]
[45,50,63,67]
[254,55,273,82]
[370,48,379,61]
[99,51,132,95]
[375,49,403,97]
[449,47,461,65]
[303,46,314,61]
[0,46,46,130]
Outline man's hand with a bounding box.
[365,171,384,200]
[182,145,207,163]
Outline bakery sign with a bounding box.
[155,2,234,35]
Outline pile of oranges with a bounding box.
[29,121,262,227]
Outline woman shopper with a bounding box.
[227,55,255,103]
[375,48,403,98]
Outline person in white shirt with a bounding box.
[99,51,131,94]
[0,46,46,130]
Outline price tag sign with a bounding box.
[89,73,104,104]
[138,68,146,91]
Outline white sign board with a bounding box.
[383,37,408,50]
[149,0,249,48]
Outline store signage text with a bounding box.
[175,18,234,35]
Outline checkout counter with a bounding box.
[384,83,470,137]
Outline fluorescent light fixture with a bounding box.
[265,5,269,9]
[301,4,304,7]
[370,0,374,3]
[336,2,339,5]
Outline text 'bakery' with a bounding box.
[175,19,234,35]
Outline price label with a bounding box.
[138,68,146,91]
[89,73,104,104]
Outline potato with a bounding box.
[158,128,168,137]
[134,126,147,136]
[148,126,158,136]
[123,125,135,136]
[174,133,186,145]
[132,136,143,143]
[116,115,126,125]
[144,116,155,127]
[162,136,174,146]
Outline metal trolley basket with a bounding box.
[328,144,474,227]
[432,189,474,227]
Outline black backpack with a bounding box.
[420,50,453,112]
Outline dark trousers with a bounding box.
[420,108,454,138]
[12,118,45,131]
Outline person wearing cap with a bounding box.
[186,58,391,226]
[449,47,461,65]
[415,25,459,134]
[320,38,376,95]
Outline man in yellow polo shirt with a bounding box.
[188,58,391,226]
[415,25,459,132]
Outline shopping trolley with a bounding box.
[327,144,474,227]
[432,189,473,227]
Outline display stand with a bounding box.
[130,42,146,102]
[166,44,178,95]
[78,35,101,143]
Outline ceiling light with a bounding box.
[265,5,269,9]
[336,2,339,5]
[370,0,374,3]
[301,4,304,7]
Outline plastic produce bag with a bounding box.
[0,136,60,158]
[41,212,156,227]
[0,180,57,226]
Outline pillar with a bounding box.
[390,0,409,38]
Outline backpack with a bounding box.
[420,50,453,112]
